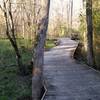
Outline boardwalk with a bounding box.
[43,38,100,100]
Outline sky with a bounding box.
[73,0,83,16]
[0,0,83,27]
[0,0,83,17]
[49,0,83,28]
[50,0,83,19]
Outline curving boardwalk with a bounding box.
[43,38,100,100]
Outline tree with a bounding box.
[86,0,96,67]
[32,0,50,99]
[0,0,26,74]
[67,0,73,35]
[70,0,73,33]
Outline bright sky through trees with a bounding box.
[50,0,82,19]
[49,0,83,29]
[0,0,82,17]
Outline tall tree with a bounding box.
[86,0,95,67]
[0,0,25,74]
[70,0,73,33]
[32,0,50,99]
[67,0,73,35]
[67,0,70,33]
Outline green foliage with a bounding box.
[79,0,100,69]
[48,18,69,38]
[45,39,56,50]
[79,12,86,41]
[93,1,100,68]
[93,8,100,33]
[0,66,31,100]
[0,39,32,100]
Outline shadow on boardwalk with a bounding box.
[44,38,100,100]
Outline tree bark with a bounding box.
[70,0,73,34]
[32,0,50,100]
[2,0,25,74]
[86,0,96,67]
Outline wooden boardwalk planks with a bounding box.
[43,38,100,100]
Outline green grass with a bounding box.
[45,39,56,50]
[0,39,32,100]
[0,38,56,100]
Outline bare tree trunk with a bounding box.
[0,0,25,74]
[32,0,50,100]
[86,0,96,68]
[67,0,73,36]
[67,2,69,33]
[67,0,70,34]
[70,0,73,33]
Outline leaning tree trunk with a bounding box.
[32,0,50,100]
[1,0,25,74]
[86,0,95,67]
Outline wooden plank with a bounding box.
[44,38,100,100]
